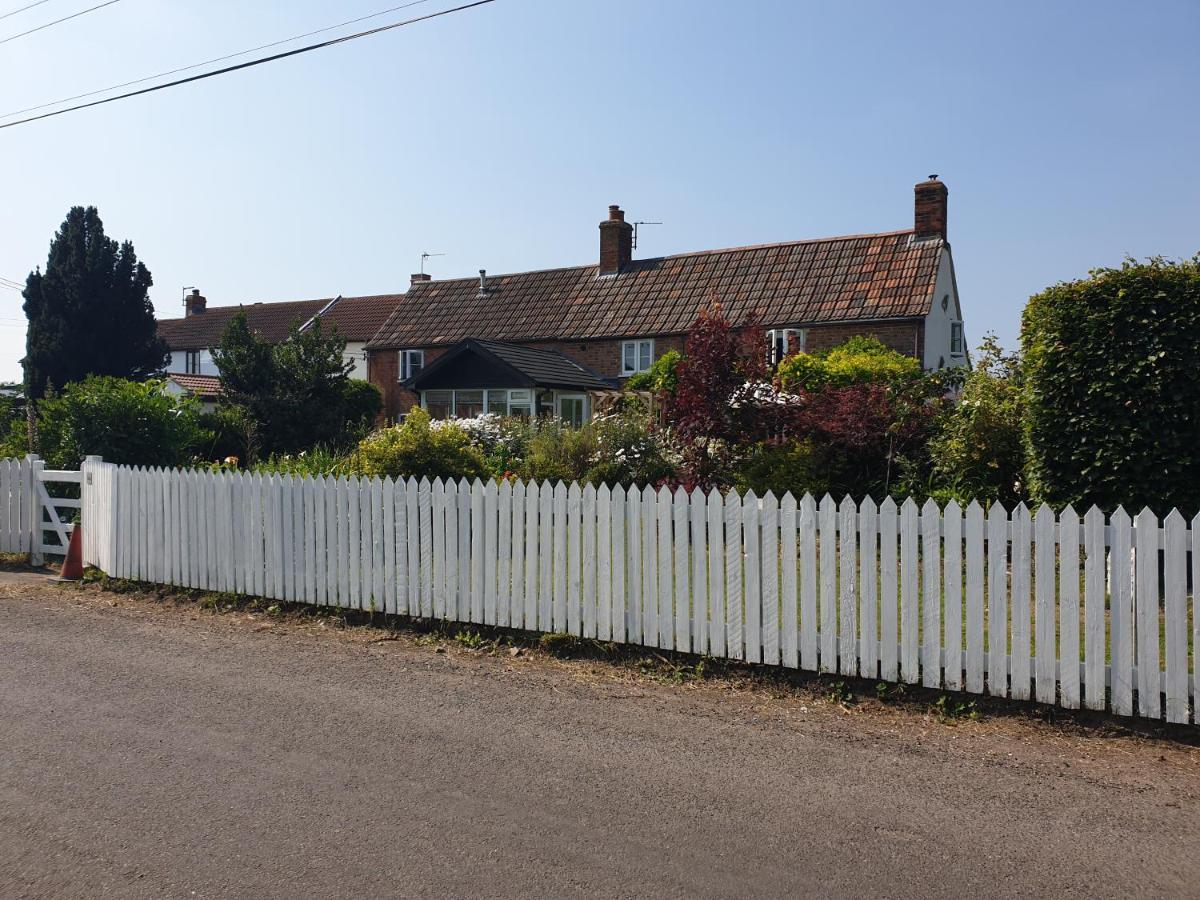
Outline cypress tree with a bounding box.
[22,206,168,400]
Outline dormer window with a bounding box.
[767,328,805,365]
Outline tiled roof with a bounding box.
[158,299,328,350]
[366,230,943,349]
[411,339,613,392]
[157,293,403,349]
[311,294,403,342]
[166,373,223,398]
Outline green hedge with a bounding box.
[1021,257,1200,513]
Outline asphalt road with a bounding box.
[1,578,1198,899]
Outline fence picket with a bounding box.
[965,501,984,694]
[780,493,799,669]
[838,496,857,676]
[657,487,673,651]
[643,485,659,648]
[943,500,962,691]
[724,489,743,661]
[432,479,447,619]
[511,479,527,629]
[393,478,408,615]
[485,479,500,627]
[819,494,838,674]
[1010,504,1032,701]
[674,487,691,653]
[920,497,940,687]
[610,484,627,643]
[1134,508,1161,719]
[371,478,385,612]
[760,491,780,666]
[524,480,539,629]
[626,485,643,644]
[1034,504,1057,703]
[596,484,611,641]
[456,478,471,621]
[1082,506,1106,710]
[498,479,513,629]
[470,479,486,625]
[566,482,582,635]
[381,478,395,614]
[899,498,919,684]
[878,497,898,682]
[743,490,762,664]
[552,481,568,632]
[987,502,1008,697]
[443,479,459,621]
[706,488,725,657]
[539,482,553,630]
[1163,509,1188,724]
[1058,505,1081,709]
[1109,507,1134,716]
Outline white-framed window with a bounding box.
[950,322,964,356]
[556,393,587,428]
[399,349,425,381]
[421,388,537,420]
[621,339,654,376]
[185,350,201,374]
[766,328,805,365]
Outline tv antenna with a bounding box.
[181,285,196,308]
[632,221,662,250]
[419,251,444,275]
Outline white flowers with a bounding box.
[728,380,803,409]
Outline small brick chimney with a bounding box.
[599,204,633,275]
[411,273,431,286]
[914,177,948,241]
[184,289,206,317]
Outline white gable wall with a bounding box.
[922,247,967,370]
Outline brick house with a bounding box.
[365,178,967,422]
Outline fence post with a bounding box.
[26,453,42,566]
[81,455,102,568]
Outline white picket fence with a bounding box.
[70,460,1197,726]
[0,456,35,553]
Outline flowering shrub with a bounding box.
[351,407,489,482]
[776,335,921,392]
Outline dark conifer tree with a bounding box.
[22,206,168,400]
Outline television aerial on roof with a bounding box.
[632,221,662,251]
[419,251,444,275]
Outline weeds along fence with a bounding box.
[72,460,1199,725]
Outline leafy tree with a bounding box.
[212,312,355,462]
[22,207,167,401]
[1021,256,1200,513]
[625,349,683,394]
[928,335,1026,506]
[1,376,202,469]
[776,335,921,392]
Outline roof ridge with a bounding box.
[410,229,921,286]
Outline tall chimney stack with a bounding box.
[914,177,948,242]
[184,289,206,317]
[599,204,633,275]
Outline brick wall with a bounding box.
[367,324,921,421]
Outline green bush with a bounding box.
[928,336,1026,506]
[625,349,682,394]
[350,407,489,482]
[255,446,354,478]
[342,379,383,438]
[1021,257,1200,513]
[777,336,921,392]
[733,440,832,499]
[5,376,203,469]
[516,417,597,485]
[583,409,675,488]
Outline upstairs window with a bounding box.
[950,322,964,356]
[621,339,654,376]
[185,350,201,374]
[399,349,425,381]
[766,328,805,365]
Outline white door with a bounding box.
[556,393,587,427]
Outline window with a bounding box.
[399,349,425,381]
[488,391,509,416]
[185,350,201,374]
[621,339,654,376]
[950,322,964,356]
[424,390,453,420]
[507,389,532,418]
[766,328,804,365]
[557,394,587,427]
[455,390,485,419]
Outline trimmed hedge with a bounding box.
[1021,257,1200,513]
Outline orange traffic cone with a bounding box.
[50,525,84,582]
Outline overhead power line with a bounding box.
[0,0,496,130]
[0,0,55,21]
[0,0,434,121]
[0,0,120,46]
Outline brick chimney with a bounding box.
[914,177,948,241]
[599,204,633,275]
[411,273,431,286]
[184,289,206,317]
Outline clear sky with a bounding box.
[1,0,1197,382]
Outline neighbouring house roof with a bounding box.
[158,293,403,351]
[166,373,223,399]
[158,299,329,350]
[366,230,944,350]
[409,339,613,392]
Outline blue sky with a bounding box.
[1,0,1197,381]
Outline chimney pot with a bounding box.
[411,272,432,285]
[599,204,633,275]
[914,178,948,241]
[184,289,206,317]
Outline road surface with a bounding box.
[1,576,1198,899]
